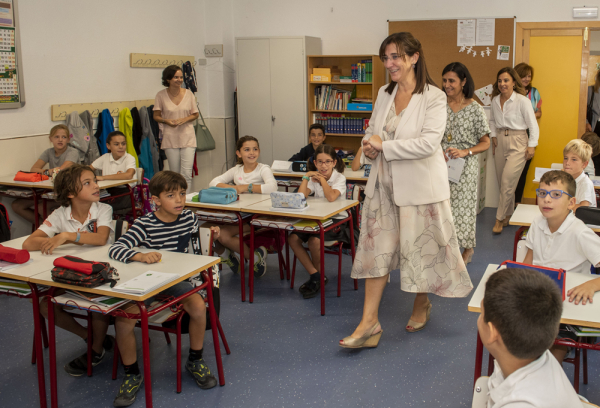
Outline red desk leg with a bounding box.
[47,289,58,408]
[32,190,40,229]
[318,221,325,316]
[205,274,225,386]
[237,213,245,302]
[29,284,47,408]
[248,218,256,303]
[285,230,290,280]
[474,331,484,387]
[138,302,153,408]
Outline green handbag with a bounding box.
[195,106,216,152]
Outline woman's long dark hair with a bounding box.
[492,67,527,98]
[379,32,437,95]
[442,62,475,99]
[308,144,345,174]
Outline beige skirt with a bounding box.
[351,153,473,298]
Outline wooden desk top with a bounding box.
[273,170,368,182]
[0,175,137,190]
[468,264,600,329]
[29,246,220,301]
[185,193,271,212]
[243,197,358,221]
[509,204,600,233]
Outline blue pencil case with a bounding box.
[499,260,566,301]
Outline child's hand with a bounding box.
[210,226,220,240]
[567,280,599,305]
[305,171,319,178]
[235,185,247,194]
[40,232,68,255]
[139,252,162,264]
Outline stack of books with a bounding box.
[293,219,333,232]
[53,290,131,313]
[100,190,111,198]
[314,85,352,110]
[351,60,372,82]
[313,113,369,134]
[251,216,301,230]
[0,278,42,295]
[566,325,600,337]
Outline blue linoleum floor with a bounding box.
[1,207,598,407]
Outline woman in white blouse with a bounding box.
[489,67,539,234]
[153,65,199,193]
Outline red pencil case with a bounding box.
[53,256,107,276]
[499,260,566,301]
[14,171,49,182]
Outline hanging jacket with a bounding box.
[95,109,114,155]
[130,107,143,155]
[80,110,100,165]
[147,105,165,171]
[118,108,139,167]
[139,107,160,179]
[65,111,88,163]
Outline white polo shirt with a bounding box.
[306,169,348,218]
[39,202,114,241]
[525,212,600,274]
[575,172,597,207]
[487,350,581,408]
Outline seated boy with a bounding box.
[563,139,596,210]
[478,267,581,407]
[109,171,218,407]
[524,170,600,364]
[22,164,114,376]
[580,131,600,176]
[289,123,326,162]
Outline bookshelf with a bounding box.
[307,55,385,154]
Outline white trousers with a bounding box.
[164,147,196,193]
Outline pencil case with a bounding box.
[0,245,30,264]
[270,192,307,209]
[194,187,238,204]
[499,261,566,301]
[14,171,49,182]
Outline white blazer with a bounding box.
[362,83,449,206]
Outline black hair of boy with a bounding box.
[539,170,576,198]
[162,64,182,87]
[53,164,95,207]
[307,144,345,173]
[106,130,126,145]
[581,131,600,158]
[442,62,475,98]
[484,268,562,359]
[309,123,325,136]
[149,171,188,197]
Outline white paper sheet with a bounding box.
[533,167,553,182]
[447,156,466,184]
[457,20,476,46]
[497,45,510,60]
[476,19,495,46]
[474,84,493,106]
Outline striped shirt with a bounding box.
[109,209,198,263]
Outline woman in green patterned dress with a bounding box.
[441,62,490,264]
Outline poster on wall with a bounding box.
[0,0,23,108]
[457,19,476,46]
[0,0,14,28]
[475,18,495,46]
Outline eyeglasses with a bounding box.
[535,189,573,199]
[316,160,334,166]
[381,54,406,63]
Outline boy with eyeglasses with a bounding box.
[523,170,600,364]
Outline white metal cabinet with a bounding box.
[236,36,321,164]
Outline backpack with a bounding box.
[194,187,238,204]
[0,204,11,243]
[51,256,119,288]
[182,61,197,93]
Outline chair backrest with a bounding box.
[574,206,600,226]
[472,376,489,408]
[551,163,563,169]
[136,167,144,184]
[111,219,129,243]
[581,401,600,407]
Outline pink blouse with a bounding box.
[153,89,199,149]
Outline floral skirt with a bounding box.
[351,157,473,298]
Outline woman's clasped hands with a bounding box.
[362,135,383,160]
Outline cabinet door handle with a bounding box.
[272,115,276,123]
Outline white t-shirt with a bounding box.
[487,350,581,408]
[92,153,136,177]
[209,163,278,195]
[306,169,347,218]
[39,202,114,242]
[575,172,597,207]
[525,212,600,274]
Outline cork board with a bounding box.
[388,18,515,104]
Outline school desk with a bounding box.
[29,247,221,408]
[0,236,103,408]
[185,193,271,302]
[0,176,137,227]
[468,264,600,385]
[243,197,359,315]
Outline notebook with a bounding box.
[271,160,293,173]
[112,271,180,295]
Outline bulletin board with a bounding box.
[0,0,25,109]
[388,18,515,105]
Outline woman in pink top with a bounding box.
[153,65,199,192]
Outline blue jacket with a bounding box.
[94,109,115,155]
[138,107,158,179]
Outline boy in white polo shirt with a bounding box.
[563,138,597,210]
[478,267,581,407]
[523,170,600,364]
[23,164,115,377]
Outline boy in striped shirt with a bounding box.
[109,171,219,407]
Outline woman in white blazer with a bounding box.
[340,33,473,349]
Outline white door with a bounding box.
[236,39,273,163]
[269,38,306,162]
